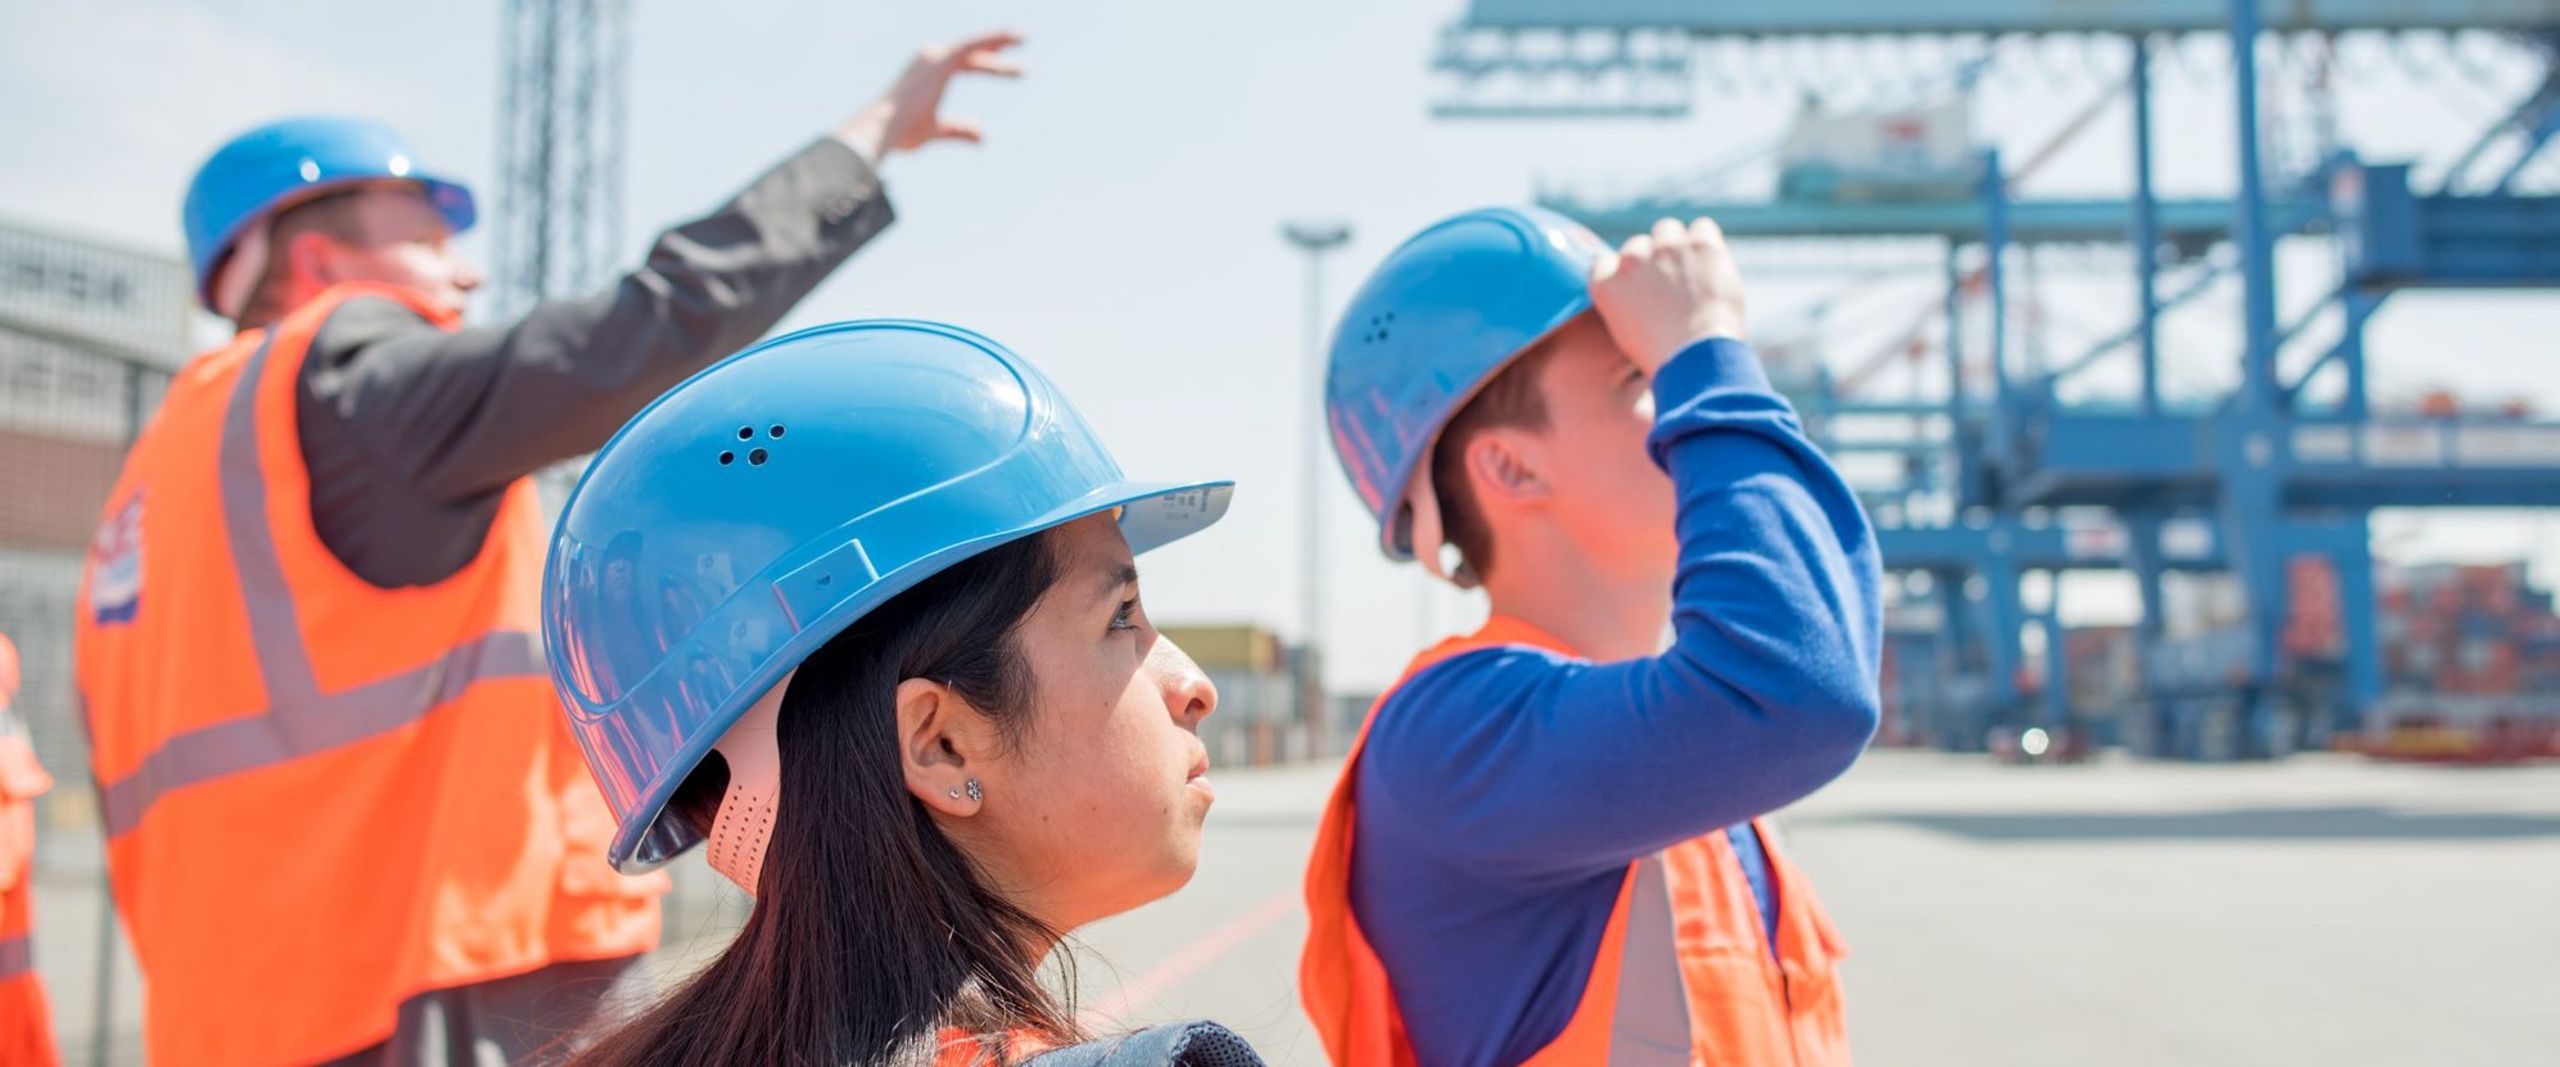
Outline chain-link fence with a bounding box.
[3,217,189,1064]
[1,353,174,1059]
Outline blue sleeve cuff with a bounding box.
[1650,337,1771,410]
[1645,338,1799,474]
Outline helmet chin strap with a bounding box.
[704,670,794,896]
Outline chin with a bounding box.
[1089,860,1198,926]
[1155,837,1203,898]
[1168,833,1203,880]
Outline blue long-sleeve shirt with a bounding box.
[1348,337,1882,1067]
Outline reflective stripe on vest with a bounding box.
[1299,615,1851,1067]
[1608,856,1693,1065]
[91,335,542,838]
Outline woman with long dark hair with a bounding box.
[540,320,1258,1065]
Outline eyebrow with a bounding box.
[1096,562,1140,599]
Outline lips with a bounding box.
[1185,750,1213,801]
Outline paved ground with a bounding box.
[35,750,2560,1064]
[1068,751,2560,1066]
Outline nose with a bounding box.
[1146,637,1217,730]
[451,253,484,293]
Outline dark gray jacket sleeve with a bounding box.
[295,137,892,587]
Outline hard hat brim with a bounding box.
[605,476,1236,874]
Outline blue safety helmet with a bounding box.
[1324,206,1607,572]
[182,116,477,308]
[543,320,1233,873]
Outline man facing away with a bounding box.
[74,32,1022,1067]
[1302,209,1883,1066]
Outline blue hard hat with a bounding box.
[182,116,476,307]
[1325,206,1607,563]
[543,320,1233,873]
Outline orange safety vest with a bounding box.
[73,283,664,1066]
[1302,616,1852,1067]
[934,1028,1054,1067]
[0,736,59,1067]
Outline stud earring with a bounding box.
[965,779,983,803]
[946,787,962,800]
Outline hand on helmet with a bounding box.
[835,31,1025,165]
[1587,216,1748,375]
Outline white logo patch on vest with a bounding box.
[91,493,144,626]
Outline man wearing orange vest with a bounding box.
[73,32,1022,1066]
[0,633,62,1067]
[1303,208,1881,1066]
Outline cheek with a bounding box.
[1560,412,1677,553]
[412,248,458,286]
[1013,673,1181,841]
[1012,681,1197,915]
[371,244,447,288]
[1562,407,1670,503]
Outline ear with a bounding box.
[895,677,987,818]
[1463,429,1553,511]
[281,228,345,289]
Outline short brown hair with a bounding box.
[233,188,372,328]
[1428,336,1563,583]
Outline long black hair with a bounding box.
[571,530,1083,1065]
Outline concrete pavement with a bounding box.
[34,751,2560,1064]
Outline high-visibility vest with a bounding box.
[73,282,664,1066]
[1301,616,1852,1067]
[0,736,59,1067]
[936,1029,1052,1066]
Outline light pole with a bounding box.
[1282,219,1351,753]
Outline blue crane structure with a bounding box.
[1431,1,2560,757]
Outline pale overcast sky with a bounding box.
[7,2,2556,689]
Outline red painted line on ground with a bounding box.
[1080,889,1298,1026]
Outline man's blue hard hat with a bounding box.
[182,116,476,307]
[1323,206,1606,569]
[542,320,1234,873]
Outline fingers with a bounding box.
[962,51,1024,77]
[952,30,1026,77]
[932,30,1023,77]
[1585,214,1748,370]
[1588,250,1622,285]
[869,30,1018,157]
[943,29,1024,61]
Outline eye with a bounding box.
[1108,597,1141,634]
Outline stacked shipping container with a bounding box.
[2364,561,2560,760]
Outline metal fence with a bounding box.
[2,327,174,1066]
[2,341,169,814]
[3,218,189,1064]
